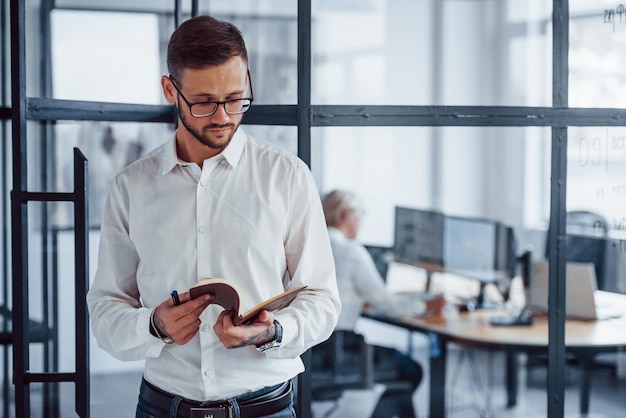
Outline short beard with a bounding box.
[179,110,239,150]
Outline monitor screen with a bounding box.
[364,245,394,280]
[443,216,497,273]
[393,207,444,265]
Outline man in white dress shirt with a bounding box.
[87,16,340,418]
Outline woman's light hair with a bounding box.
[321,189,362,227]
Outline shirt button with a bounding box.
[202,324,210,332]
[219,160,225,165]
[204,370,214,377]
[198,226,206,233]
[200,180,206,187]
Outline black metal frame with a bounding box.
[8,0,90,417]
[3,1,623,417]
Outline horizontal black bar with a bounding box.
[26,98,298,126]
[21,99,626,128]
[24,372,76,384]
[243,105,299,125]
[0,106,10,119]
[27,98,175,123]
[311,105,626,127]
[22,191,74,202]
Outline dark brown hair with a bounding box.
[167,16,248,82]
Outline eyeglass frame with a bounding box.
[168,69,254,118]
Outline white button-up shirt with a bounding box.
[87,128,340,401]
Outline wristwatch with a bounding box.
[150,309,175,345]
[256,320,283,352]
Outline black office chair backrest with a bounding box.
[545,211,614,290]
[565,210,608,237]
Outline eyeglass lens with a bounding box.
[191,99,252,117]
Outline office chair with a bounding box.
[310,329,417,403]
[545,210,613,290]
[310,330,375,401]
[564,210,608,237]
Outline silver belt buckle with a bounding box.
[190,405,232,418]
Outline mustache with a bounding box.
[206,123,235,129]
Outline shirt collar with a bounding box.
[160,137,179,175]
[159,128,247,175]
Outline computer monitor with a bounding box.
[393,206,444,265]
[443,216,497,273]
[364,244,394,280]
[442,216,516,285]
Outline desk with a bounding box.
[363,306,626,418]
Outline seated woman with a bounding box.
[314,189,428,418]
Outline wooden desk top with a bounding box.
[365,306,626,353]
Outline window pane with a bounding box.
[567,126,626,239]
[50,3,298,105]
[242,124,297,155]
[51,10,163,104]
[312,0,552,106]
[312,126,550,250]
[207,1,298,104]
[569,2,626,108]
[52,121,174,226]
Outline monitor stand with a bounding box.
[474,282,502,310]
[489,250,534,326]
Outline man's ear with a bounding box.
[161,75,177,105]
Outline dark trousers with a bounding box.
[371,345,421,418]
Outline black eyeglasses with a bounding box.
[168,70,254,118]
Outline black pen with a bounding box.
[171,290,180,306]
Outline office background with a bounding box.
[2,0,626,417]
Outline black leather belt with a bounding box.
[140,379,292,418]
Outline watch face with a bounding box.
[257,320,283,352]
[257,340,281,352]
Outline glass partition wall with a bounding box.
[5,1,626,417]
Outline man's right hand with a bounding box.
[152,292,212,345]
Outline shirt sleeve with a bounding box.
[264,162,341,359]
[86,176,165,361]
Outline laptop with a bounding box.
[529,261,624,320]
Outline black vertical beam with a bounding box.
[9,0,30,417]
[39,1,58,416]
[174,0,183,28]
[296,1,312,418]
[297,0,312,168]
[548,1,569,417]
[73,148,90,418]
[428,334,447,418]
[1,0,11,416]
